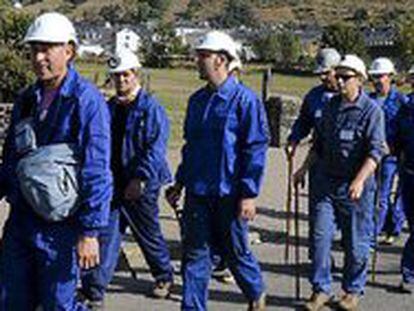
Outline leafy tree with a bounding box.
[252,31,280,62]
[99,4,124,24]
[0,7,34,101]
[141,22,187,68]
[321,22,368,60]
[123,0,171,22]
[396,19,414,70]
[211,0,258,28]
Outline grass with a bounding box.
[75,61,318,148]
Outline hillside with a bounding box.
[21,0,414,26]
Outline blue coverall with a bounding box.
[0,67,113,310]
[311,91,386,295]
[370,87,408,237]
[176,76,269,310]
[389,96,414,284]
[288,84,336,257]
[81,89,173,301]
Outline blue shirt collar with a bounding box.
[33,64,78,101]
[208,75,238,100]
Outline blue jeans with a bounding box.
[401,171,414,283]
[0,212,88,311]
[81,208,122,301]
[377,156,405,236]
[181,194,264,311]
[310,176,375,295]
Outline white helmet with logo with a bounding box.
[336,54,367,80]
[368,57,396,75]
[196,30,239,60]
[108,49,142,73]
[314,48,341,74]
[24,12,77,45]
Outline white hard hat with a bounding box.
[228,57,242,72]
[368,57,396,75]
[24,12,77,45]
[336,54,367,80]
[196,30,239,60]
[107,49,142,73]
[314,48,341,74]
[408,65,414,75]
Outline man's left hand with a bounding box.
[77,236,100,269]
[349,178,365,201]
[238,198,256,221]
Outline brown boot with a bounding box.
[247,292,266,310]
[337,293,359,311]
[304,292,330,311]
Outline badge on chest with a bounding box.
[339,129,354,141]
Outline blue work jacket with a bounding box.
[390,96,414,171]
[288,84,336,143]
[369,87,408,145]
[314,91,387,180]
[0,66,113,236]
[175,76,270,198]
[108,89,172,188]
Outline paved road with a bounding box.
[0,147,413,310]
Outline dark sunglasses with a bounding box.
[335,74,357,82]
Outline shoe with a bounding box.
[86,300,105,311]
[398,281,414,294]
[212,267,235,284]
[337,293,359,311]
[304,292,330,311]
[152,281,172,299]
[247,292,266,310]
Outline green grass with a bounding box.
[75,61,318,148]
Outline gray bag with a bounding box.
[16,143,80,222]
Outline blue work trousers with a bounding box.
[310,177,375,295]
[0,212,88,311]
[181,194,264,311]
[81,208,122,301]
[400,171,414,283]
[377,156,405,236]
[119,187,173,283]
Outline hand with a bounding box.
[293,166,307,188]
[238,198,256,221]
[349,178,365,201]
[124,179,143,201]
[285,142,297,159]
[165,183,183,208]
[77,236,100,269]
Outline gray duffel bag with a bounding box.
[16,143,80,222]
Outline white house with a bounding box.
[115,28,142,54]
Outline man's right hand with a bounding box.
[165,183,183,208]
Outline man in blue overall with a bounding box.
[166,30,269,311]
[303,55,387,311]
[0,12,113,310]
[80,49,174,308]
[287,48,341,258]
[368,57,408,245]
[390,70,414,293]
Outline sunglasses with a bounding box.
[335,74,357,82]
[196,50,214,59]
[370,74,387,81]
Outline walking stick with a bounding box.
[371,164,381,283]
[285,155,293,263]
[294,183,301,300]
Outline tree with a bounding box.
[0,7,34,101]
[321,23,368,60]
[211,0,258,28]
[396,19,414,70]
[99,4,124,24]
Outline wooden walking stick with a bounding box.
[285,155,293,263]
[294,183,301,299]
